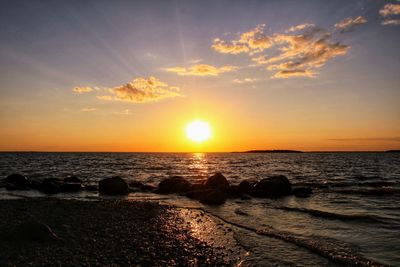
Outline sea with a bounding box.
[1,152,399,266]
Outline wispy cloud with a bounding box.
[379,3,400,26]
[72,86,93,94]
[335,16,367,32]
[379,3,400,17]
[213,20,355,78]
[115,109,131,115]
[381,19,400,25]
[233,78,258,84]
[328,137,400,142]
[285,23,315,33]
[272,69,317,79]
[76,76,181,104]
[212,24,272,55]
[163,64,238,76]
[81,107,96,112]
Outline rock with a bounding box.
[4,173,30,190]
[38,178,63,194]
[129,181,144,188]
[186,188,214,200]
[99,177,128,195]
[84,184,98,191]
[155,176,191,194]
[64,175,82,184]
[199,189,227,205]
[227,184,240,198]
[140,184,157,192]
[251,175,292,198]
[60,183,82,193]
[12,221,58,242]
[292,187,313,197]
[238,179,257,195]
[204,172,230,192]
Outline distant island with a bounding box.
[385,150,400,153]
[239,150,303,153]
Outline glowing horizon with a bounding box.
[0,1,399,152]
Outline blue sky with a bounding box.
[0,0,399,151]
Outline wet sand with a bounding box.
[0,199,244,266]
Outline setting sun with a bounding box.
[185,120,212,143]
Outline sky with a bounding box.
[0,0,399,152]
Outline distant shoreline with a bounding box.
[0,150,399,153]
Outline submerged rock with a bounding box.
[251,175,292,198]
[64,175,82,184]
[155,176,191,194]
[199,189,227,206]
[4,173,30,190]
[204,172,230,192]
[99,177,128,195]
[38,178,64,194]
[292,186,313,198]
[238,179,257,195]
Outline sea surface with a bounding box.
[1,152,399,266]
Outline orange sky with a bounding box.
[0,1,399,152]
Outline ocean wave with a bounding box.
[197,208,387,267]
[276,206,389,224]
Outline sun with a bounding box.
[185,120,212,143]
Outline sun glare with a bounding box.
[185,120,212,143]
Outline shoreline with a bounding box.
[0,198,246,266]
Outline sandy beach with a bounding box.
[0,199,245,266]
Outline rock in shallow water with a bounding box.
[155,176,191,194]
[251,175,292,198]
[204,172,230,193]
[4,173,30,190]
[99,177,128,195]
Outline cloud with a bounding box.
[214,22,352,78]
[81,107,96,112]
[379,3,400,17]
[212,25,272,55]
[380,3,400,26]
[97,95,113,101]
[163,64,238,76]
[72,86,93,94]
[335,16,367,32]
[381,19,400,25]
[211,38,250,54]
[115,109,131,115]
[110,77,180,103]
[77,77,180,104]
[328,137,400,142]
[272,69,317,79]
[233,78,257,84]
[285,23,315,33]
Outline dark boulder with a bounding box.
[251,175,292,198]
[64,176,82,184]
[129,180,144,188]
[227,184,241,198]
[186,188,214,200]
[204,172,230,192]
[238,179,257,195]
[38,178,63,194]
[140,184,157,192]
[83,184,98,191]
[60,183,82,193]
[199,189,227,205]
[292,187,313,198]
[5,173,30,190]
[155,176,191,194]
[99,177,128,195]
